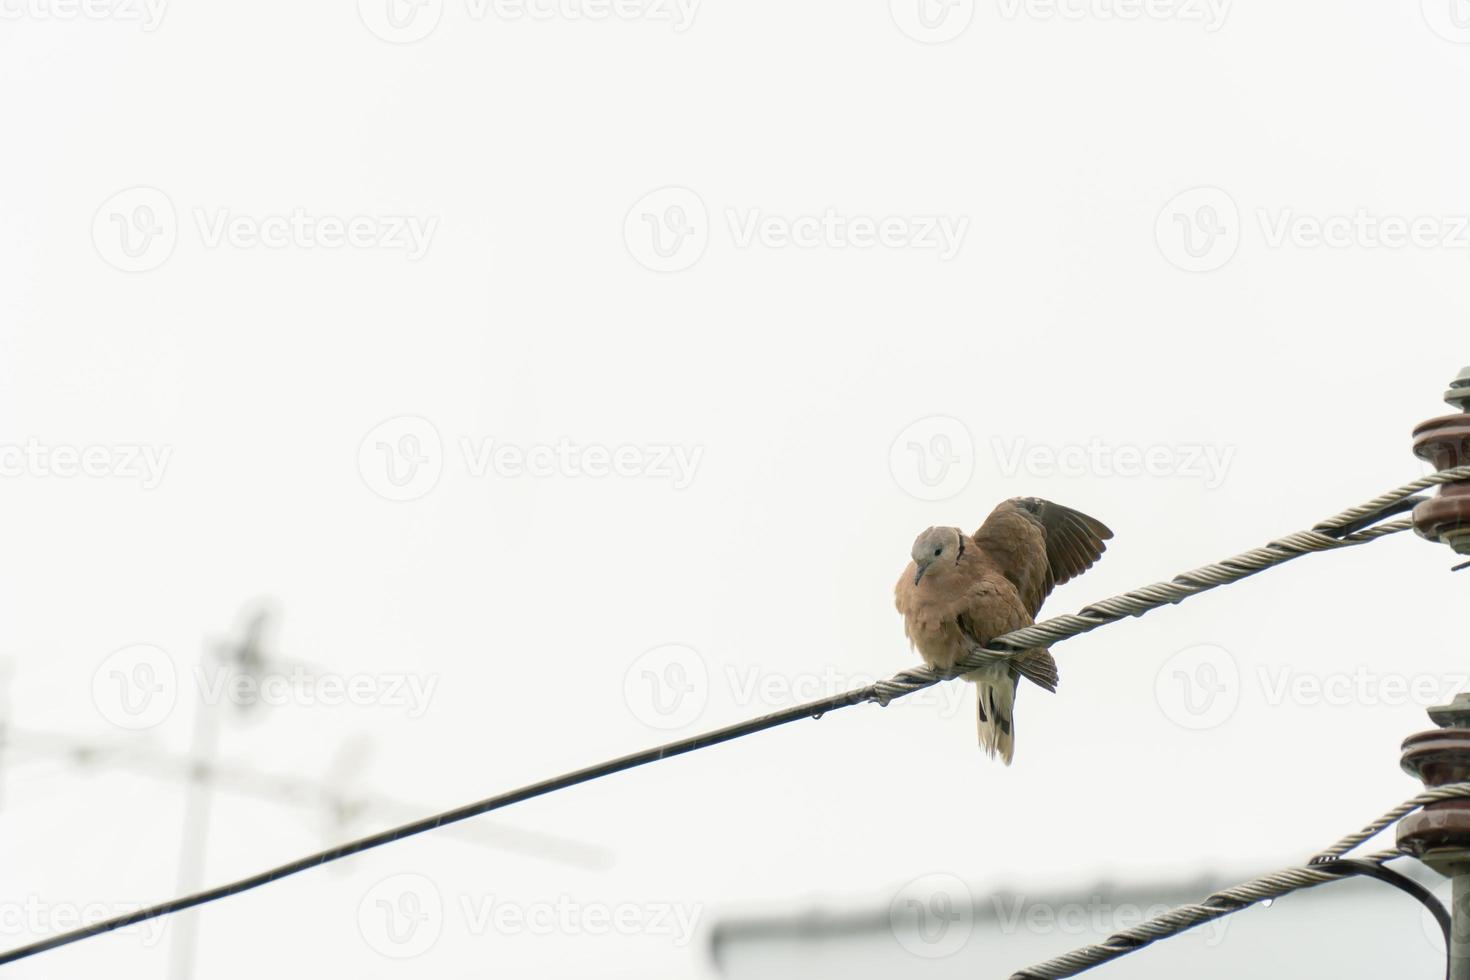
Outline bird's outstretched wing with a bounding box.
[971,497,1113,617]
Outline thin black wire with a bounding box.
[1315,859,1451,980]
[0,688,872,966]
[0,486,1435,966]
[1319,495,1427,538]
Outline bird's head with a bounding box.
[910,526,966,586]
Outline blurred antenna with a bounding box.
[170,599,282,980]
[320,734,376,843]
[0,728,611,868]
[218,603,277,718]
[215,747,613,871]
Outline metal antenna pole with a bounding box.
[167,648,224,980]
[168,605,273,980]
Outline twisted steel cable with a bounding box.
[1312,781,1470,865]
[1012,782,1470,979]
[1009,850,1405,980]
[3,466,1466,967]
[871,465,1470,704]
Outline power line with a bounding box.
[0,726,611,866]
[1311,780,1470,865]
[877,466,1469,700]
[1011,781,1470,979]
[2,466,1466,967]
[0,689,869,965]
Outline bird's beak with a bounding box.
[913,562,928,586]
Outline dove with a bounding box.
[894,497,1113,764]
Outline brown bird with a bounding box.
[894,498,1112,764]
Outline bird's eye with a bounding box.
[933,547,942,556]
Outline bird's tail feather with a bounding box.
[1012,648,1058,693]
[970,668,1017,765]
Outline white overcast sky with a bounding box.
[2,2,1470,977]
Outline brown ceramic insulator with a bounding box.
[1412,412,1470,555]
[1398,728,1470,857]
